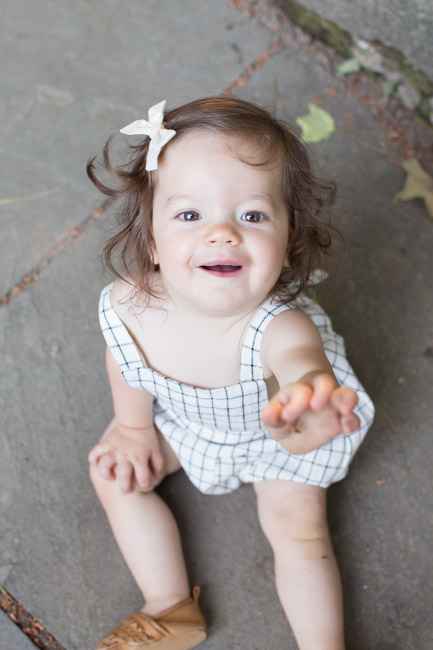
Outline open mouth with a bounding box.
[200,264,243,276]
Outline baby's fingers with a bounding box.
[133,458,157,490]
[96,451,117,481]
[126,445,164,490]
[115,460,134,493]
[341,414,361,434]
[261,401,283,428]
[280,383,313,422]
[310,374,337,410]
[150,449,164,479]
[88,442,111,466]
[331,387,358,416]
[264,383,313,426]
[332,387,360,434]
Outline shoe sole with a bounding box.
[148,629,207,650]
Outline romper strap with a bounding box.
[98,283,144,373]
[240,297,292,381]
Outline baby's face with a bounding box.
[152,130,289,317]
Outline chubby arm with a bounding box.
[88,347,163,492]
[260,309,359,455]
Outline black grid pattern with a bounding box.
[99,283,375,494]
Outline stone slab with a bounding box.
[0,0,273,292]
[1,3,433,650]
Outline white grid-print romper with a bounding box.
[99,283,374,495]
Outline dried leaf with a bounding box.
[337,58,361,75]
[295,104,336,144]
[394,158,433,218]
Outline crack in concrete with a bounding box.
[222,39,284,95]
[0,200,111,308]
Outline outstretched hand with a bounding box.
[261,373,360,455]
[88,420,164,493]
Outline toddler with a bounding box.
[87,97,374,650]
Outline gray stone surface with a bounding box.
[280,0,433,81]
[0,611,37,650]
[1,2,433,650]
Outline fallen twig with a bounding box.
[0,584,68,650]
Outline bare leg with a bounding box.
[254,480,345,650]
[90,425,189,617]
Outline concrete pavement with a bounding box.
[1,1,433,649]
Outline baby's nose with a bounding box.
[204,222,242,246]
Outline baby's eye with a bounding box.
[177,211,201,222]
[241,211,267,223]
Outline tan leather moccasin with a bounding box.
[95,587,207,650]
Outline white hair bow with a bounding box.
[120,100,176,171]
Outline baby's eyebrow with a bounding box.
[165,191,277,206]
[166,194,195,204]
[245,192,274,201]
[242,192,282,208]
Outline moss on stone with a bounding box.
[276,0,433,121]
[374,43,433,98]
[275,0,352,57]
[418,97,433,125]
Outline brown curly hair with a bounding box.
[87,96,337,304]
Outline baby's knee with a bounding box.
[255,482,328,548]
[263,508,327,551]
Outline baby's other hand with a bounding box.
[261,373,360,455]
[88,420,164,493]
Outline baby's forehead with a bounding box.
[162,128,282,170]
[153,130,285,208]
